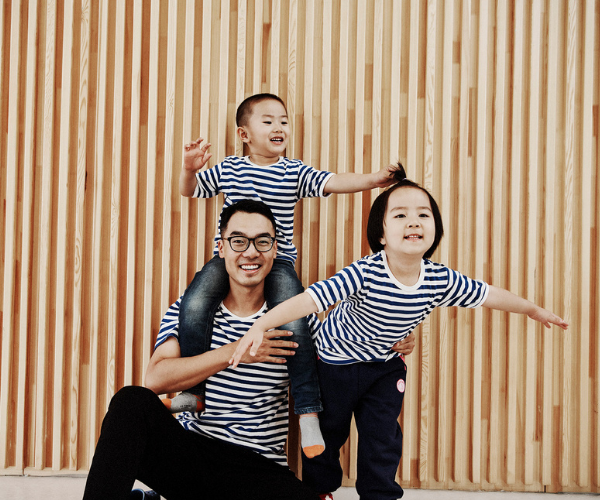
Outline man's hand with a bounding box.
[391,332,416,356]
[231,330,297,366]
[183,137,212,172]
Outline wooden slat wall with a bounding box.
[0,0,598,493]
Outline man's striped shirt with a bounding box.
[193,156,334,264]
[307,251,489,365]
[156,296,320,466]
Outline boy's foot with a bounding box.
[299,414,325,458]
[162,392,205,413]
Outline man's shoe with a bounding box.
[130,488,160,499]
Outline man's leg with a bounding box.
[83,386,213,499]
[353,357,407,500]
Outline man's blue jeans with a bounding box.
[179,256,323,415]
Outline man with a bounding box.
[83,200,320,500]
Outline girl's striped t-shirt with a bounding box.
[193,156,334,264]
[307,251,489,365]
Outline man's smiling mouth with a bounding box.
[241,264,260,270]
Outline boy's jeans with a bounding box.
[179,256,323,414]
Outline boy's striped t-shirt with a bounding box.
[193,156,334,264]
[306,251,490,365]
[155,296,320,466]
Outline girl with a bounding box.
[230,164,568,500]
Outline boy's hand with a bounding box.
[230,327,281,368]
[372,164,399,189]
[528,306,568,330]
[183,137,212,173]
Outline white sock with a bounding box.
[299,415,325,458]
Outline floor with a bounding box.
[0,475,595,500]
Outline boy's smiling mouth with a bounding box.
[404,234,422,241]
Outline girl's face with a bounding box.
[380,187,436,259]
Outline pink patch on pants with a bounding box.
[397,379,405,393]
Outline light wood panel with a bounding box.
[0,0,599,494]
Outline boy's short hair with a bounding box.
[220,199,277,235]
[235,93,287,127]
[366,162,444,259]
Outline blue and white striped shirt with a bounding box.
[307,251,489,365]
[193,156,334,263]
[155,296,320,466]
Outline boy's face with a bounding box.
[237,99,290,165]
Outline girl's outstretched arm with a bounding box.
[483,285,568,330]
[229,291,320,368]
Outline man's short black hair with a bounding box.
[366,162,444,259]
[220,199,277,235]
[235,93,287,127]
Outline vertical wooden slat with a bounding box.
[334,0,350,274]
[542,0,559,486]
[506,0,525,485]
[523,0,542,486]
[15,0,39,472]
[489,0,508,485]
[0,0,23,469]
[71,0,91,469]
[269,1,280,93]
[252,0,263,94]
[471,0,486,485]
[318,0,332,281]
[142,0,161,397]
[196,0,212,267]
[561,0,577,487]
[35,0,58,470]
[124,0,143,387]
[106,0,126,406]
[52,0,76,470]
[161,0,178,317]
[178,0,196,306]
[577,0,594,487]
[437,0,453,484]
[235,0,247,157]
[88,0,109,458]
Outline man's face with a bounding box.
[218,211,277,291]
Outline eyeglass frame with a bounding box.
[221,235,276,253]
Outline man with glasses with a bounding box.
[83,200,320,500]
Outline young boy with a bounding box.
[172,93,396,458]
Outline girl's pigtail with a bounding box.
[392,162,407,183]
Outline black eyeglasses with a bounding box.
[222,235,276,252]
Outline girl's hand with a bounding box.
[391,333,416,355]
[528,306,568,330]
[233,330,298,365]
[183,138,212,172]
[230,327,274,368]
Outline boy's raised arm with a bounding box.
[180,138,212,197]
[229,291,320,368]
[323,164,397,194]
[483,285,568,330]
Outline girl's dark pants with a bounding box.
[302,357,407,500]
[83,386,318,500]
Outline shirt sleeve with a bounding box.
[193,162,222,198]
[296,163,335,199]
[154,296,183,350]
[436,267,489,308]
[307,261,365,313]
